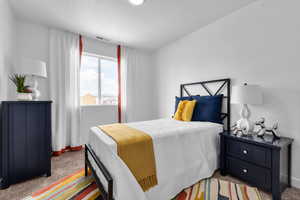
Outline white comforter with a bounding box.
[88,118,223,200]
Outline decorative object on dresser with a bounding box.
[231,83,263,135]
[231,122,246,135]
[220,131,293,200]
[0,101,52,189]
[16,58,47,100]
[254,117,280,139]
[9,74,33,101]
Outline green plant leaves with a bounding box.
[9,74,32,93]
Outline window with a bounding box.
[80,53,118,105]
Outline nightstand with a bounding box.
[220,131,293,200]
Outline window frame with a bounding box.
[80,52,118,106]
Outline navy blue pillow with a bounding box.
[191,95,223,124]
[174,96,192,113]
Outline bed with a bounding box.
[85,78,231,200]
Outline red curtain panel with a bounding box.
[117,45,122,123]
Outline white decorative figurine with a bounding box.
[254,117,280,140]
[254,117,266,137]
[231,122,247,136]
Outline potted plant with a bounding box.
[9,74,33,100]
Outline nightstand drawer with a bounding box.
[226,156,271,191]
[226,139,271,168]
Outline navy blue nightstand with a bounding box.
[220,131,293,200]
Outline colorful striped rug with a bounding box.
[24,169,261,200]
[23,169,101,200]
[172,178,262,200]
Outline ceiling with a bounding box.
[10,0,256,50]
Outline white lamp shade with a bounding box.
[231,84,263,105]
[16,58,47,78]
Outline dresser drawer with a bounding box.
[226,156,271,191]
[226,139,271,168]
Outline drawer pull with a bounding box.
[243,169,248,173]
[243,150,248,154]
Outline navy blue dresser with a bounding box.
[220,131,293,200]
[0,101,52,189]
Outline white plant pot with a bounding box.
[17,93,33,101]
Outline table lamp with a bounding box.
[231,83,263,135]
[17,58,47,100]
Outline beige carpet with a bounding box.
[0,151,84,200]
[0,150,299,200]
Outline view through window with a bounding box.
[80,53,118,105]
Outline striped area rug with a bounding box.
[173,178,262,200]
[24,169,261,200]
[23,169,101,200]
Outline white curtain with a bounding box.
[49,29,81,152]
[120,47,139,123]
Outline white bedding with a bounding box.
[88,118,223,200]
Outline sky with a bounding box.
[80,55,118,97]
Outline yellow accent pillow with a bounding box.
[174,100,197,121]
[182,100,197,121]
[174,100,186,121]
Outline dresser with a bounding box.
[220,131,293,200]
[0,101,52,189]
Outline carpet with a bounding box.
[24,169,261,200]
[23,169,101,200]
[172,178,262,200]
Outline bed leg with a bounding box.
[85,161,88,176]
[85,145,88,176]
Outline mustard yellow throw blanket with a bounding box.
[98,124,158,191]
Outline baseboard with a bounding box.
[292,176,300,188]
[280,174,300,189]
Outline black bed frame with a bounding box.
[180,78,231,130]
[85,78,231,200]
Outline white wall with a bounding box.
[153,0,300,187]
[0,0,15,100]
[80,105,118,144]
[126,48,156,122]
[14,20,49,99]
[83,37,117,58]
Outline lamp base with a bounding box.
[29,76,41,101]
[30,88,41,101]
[237,104,254,135]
